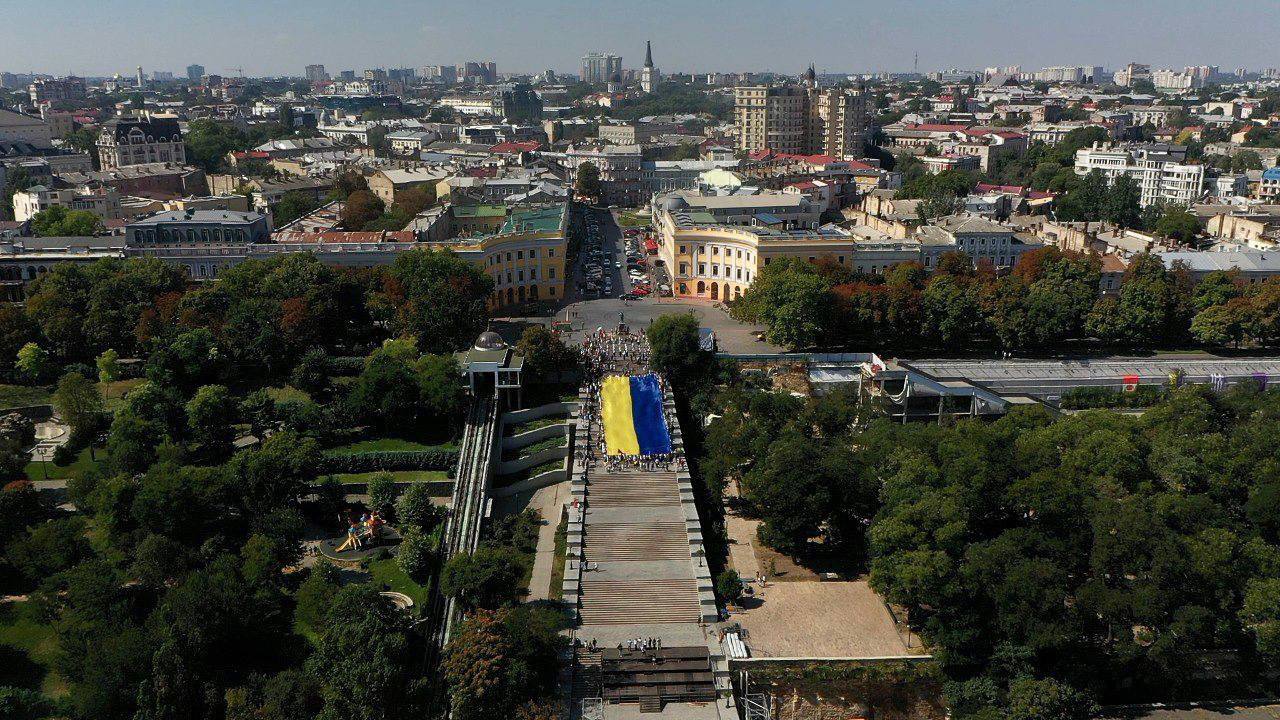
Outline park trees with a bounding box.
[185,384,237,462]
[740,430,838,555]
[30,205,102,237]
[574,162,602,201]
[516,324,578,378]
[731,258,831,349]
[307,585,423,720]
[440,546,526,610]
[442,607,565,720]
[379,249,494,354]
[857,388,1280,712]
[646,312,714,388]
[52,371,104,438]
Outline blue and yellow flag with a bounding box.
[601,373,672,456]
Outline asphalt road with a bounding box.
[544,209,784,354]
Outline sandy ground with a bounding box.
[729,581,914,659]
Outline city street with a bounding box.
[548,208,784,354]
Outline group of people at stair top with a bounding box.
[580,327,651,379]
[575,330,684,475]
[622,636,662,652]
[335,509,385,552]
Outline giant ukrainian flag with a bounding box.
[601,373,672,456]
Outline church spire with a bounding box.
[644,40,653,69]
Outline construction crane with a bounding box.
[226,66,244,77]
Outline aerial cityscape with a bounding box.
[4,2,1280,719]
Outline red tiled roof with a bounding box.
[273,230,415,244]
[908,123,970,132]
[489,140,542,154]
[976,183,1027,195]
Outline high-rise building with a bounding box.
[186,64,205,81]
[339,70,356,82]
[581,52,623,84]
[305,64,328,82]
[733,67,869,158]
[462,61,497,84]
[29,77,86,104]
[136,66,145,89]
[493,83,543,123]
[639,41,660,94]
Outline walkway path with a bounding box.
[526,479,569,601]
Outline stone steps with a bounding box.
[583,522,690,562]
[579,578,702,625]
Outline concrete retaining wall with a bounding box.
[495,445,569,476]
[490,468,569,498]
[503,401,577,426]
[502,422,570,450]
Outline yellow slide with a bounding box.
[601,375,640,455]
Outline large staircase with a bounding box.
[583,521,689,562]
[578,467,703,626]
[584,471,681,507]
[578,578,703,625]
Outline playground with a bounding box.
[317,507,403,563]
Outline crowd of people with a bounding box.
[575,328,685,475]
[580,325,652,379]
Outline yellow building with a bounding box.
[427,204,570,309]
[653,194,921,300]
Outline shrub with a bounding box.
[367,472,398,518]
[397,529,435,584]
[317,449,459,474]
[396,483,445,534]
[716,569,743,605]
[51,444,76,466]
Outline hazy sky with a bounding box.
[3,0,1278,78]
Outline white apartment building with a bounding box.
[1074,143,1205,207]
[12,185,122,222]
[0,108,53,148]
[563,143,644,206]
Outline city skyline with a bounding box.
[3,0,1280,79]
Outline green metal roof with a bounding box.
[452,204,508,219]
[500,205,565,234]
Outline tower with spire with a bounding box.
[639,40,660,94]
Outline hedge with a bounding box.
[318,449,459,474]
[326,356,366,376]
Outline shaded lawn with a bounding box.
[24,446,103,483]
[0,384,51,409]
[504,416,566,436]
[367,558,429,612]
[496,459,564,486]
[502,434,567,462]
[550,511,568,601]
[329,470,451,487]
[100,378,143,411]
[0,379,140,412]
[0,600,67,699]
[266,385,312,404]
